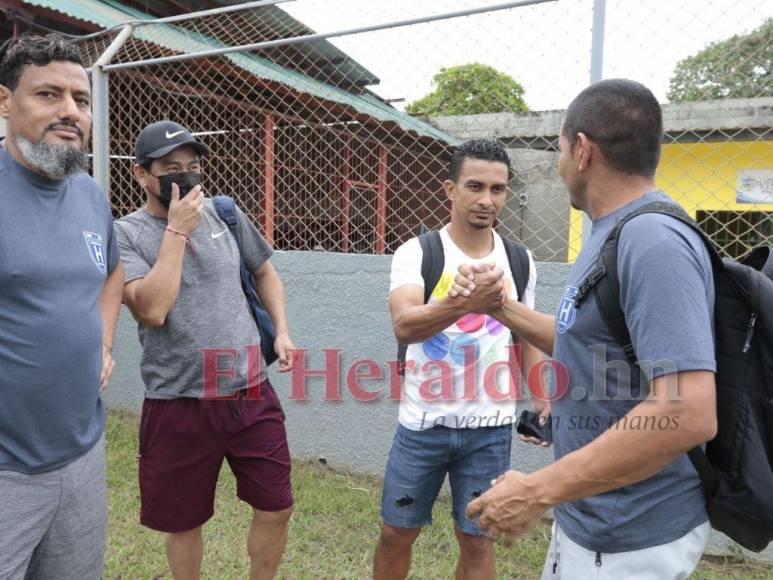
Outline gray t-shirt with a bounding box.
[0,149,119,474]
[551,191,715,553]
[114,198,272,398]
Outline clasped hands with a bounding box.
[447,263,507,314]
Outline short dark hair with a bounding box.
[448,139,512,182]
[562,79,663,178]
[0,34,84,92]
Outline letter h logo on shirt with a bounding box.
[557,286,578,334]
[83,231,107,274]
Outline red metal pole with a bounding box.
[376,145,388,254]
[342,138,351,253]
[261,114,275,246]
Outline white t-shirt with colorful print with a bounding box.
[390,226,537,430]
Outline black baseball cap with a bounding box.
[134,120,209,165]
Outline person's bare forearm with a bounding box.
[527,375,716,507]
[520,340,545,393]
[254,264,290,335]
[393,296,468,344]
[100,262,124,349]
[493,297,556,356]
[130,232,187,324]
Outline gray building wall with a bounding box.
[104,251,771,562]
[507,149,568,262]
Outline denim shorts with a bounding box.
[380,423,513,536]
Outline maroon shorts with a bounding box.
[138,380,293,533]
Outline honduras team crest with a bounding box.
[82,231,107,274]
[557,285,578,334]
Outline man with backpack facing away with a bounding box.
[374,139,544,580]
[114,120,295,580]
[463,80,720,577]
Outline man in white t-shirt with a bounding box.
[373,140,543,580]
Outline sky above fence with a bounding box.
[283,0,770,111]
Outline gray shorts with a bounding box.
[541,520,710,579]
[0,434,106,580]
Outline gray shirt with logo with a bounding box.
[0,150,119,474]
[114,198,272,399]
[551,191,715,553]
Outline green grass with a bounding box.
[105,410,772,579]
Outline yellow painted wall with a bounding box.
[567,140,773,262]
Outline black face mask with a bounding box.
[152,172,202,208]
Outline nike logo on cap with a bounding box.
[165,130,185,139]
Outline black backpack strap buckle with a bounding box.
[575,266,606,308]
[622,342,638,364]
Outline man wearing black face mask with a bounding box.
[114,120,296,580]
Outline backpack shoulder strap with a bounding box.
[213,195,245,256]
[503,237,530,304]
[214,195,278,365]
[418,230,445,304]
[213,195,237,226]
[396,230,444,373]
[574,201,722,365]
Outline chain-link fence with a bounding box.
[68,0,771,261]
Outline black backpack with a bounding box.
[574,201,773,552]
[212,196,278,366]
[396,230,531,374]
